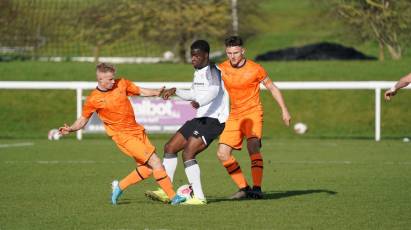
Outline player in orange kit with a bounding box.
[217,36,291,199]
[58,62,186,205]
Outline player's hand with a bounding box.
[282,109,291,126]
[191,101,200,109]
[162,88,176,100]
[58,123,71,135]
[158,86,166,97]
[384,88,397,101]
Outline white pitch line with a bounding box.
[273,160,352,164]
[0,142,34,148]
[271,161,411,165]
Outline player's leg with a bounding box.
[119,162,152,191]
[113,133,184,205]
[147,153,186,205]
[217,143,250,199]
[112,162,152,204]
[111,137,153,204]
[163,131,186,182]
[243,111,264,199]
[181,118,224,205]
[218,117,250,198]
[247,138,264,198]
[145,124,190,202]
[182,136,207,203]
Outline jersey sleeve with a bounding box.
[207,64,222,86]
[195,65,221,106]
[124,79,141,96]
[195,85,219,107]
[257,64,269,82]
[176,83,195,101]
[81,96,96,119]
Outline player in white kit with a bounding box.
[145,40,229,205]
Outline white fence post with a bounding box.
[76,88,83,140]
[375,88,381,141]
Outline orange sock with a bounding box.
[153,169,176,199]
[223,156,248,189]
[250,153,263,188]
[119,165,152,190]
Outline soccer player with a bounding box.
[58,62,186,205]
[145,40,229,205]
[384,73,411,100]
[217,36,291,199]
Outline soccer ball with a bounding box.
[163,51,175,61]
[293,122,308,134]
[176,184,193,199]
[48,129,62,140]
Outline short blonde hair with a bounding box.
[96,62,116,74]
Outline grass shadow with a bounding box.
[207,189,337,203]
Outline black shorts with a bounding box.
[178,117,225,146]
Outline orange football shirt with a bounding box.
[218,59,268,118]
[82,78,144,136]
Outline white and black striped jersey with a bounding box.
[176,63,229,123]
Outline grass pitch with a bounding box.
[1,138,410,229]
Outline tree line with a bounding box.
[319,0,411,61]
[1,0,411,62]
[0,0,261,62]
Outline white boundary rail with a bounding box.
[1,81,409,141]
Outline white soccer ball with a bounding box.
[48,129,62,140]
[163,51,175,61]
[293,122,308,135]
[176,184,193,199]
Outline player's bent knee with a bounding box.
[217,144,232,161]
[182,151,196,162]
[217,150,230,161]
[164,143,173,154]
[137,166,152,179]
[247,138,261,154]
[148,153,162,169]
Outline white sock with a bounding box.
[163,153,177,182]
[184,160,205,200]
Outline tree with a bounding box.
[75,0,137,62]
[0,0,55,56]
[324,0,411,60]
[0,0,14,33]
[135,0,231,62]
[235,0,264,39]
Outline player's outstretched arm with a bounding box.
[58,116,89,135]
[263,77,291,126]
[384,73,411,101]
[162,88,177,100]
[140,87,165,97]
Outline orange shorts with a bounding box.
[219,110,263,150]
[112,131,156,164]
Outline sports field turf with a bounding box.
[1,0,410,228]
[1,138,410,229]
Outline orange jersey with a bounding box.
[82,78,144,136]
[218,60,268,117]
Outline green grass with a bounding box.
[247,0,386,60]
[1,1,410,229]
[1,61,410,139]
[1,138,410,229]
[2,58,411,82]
